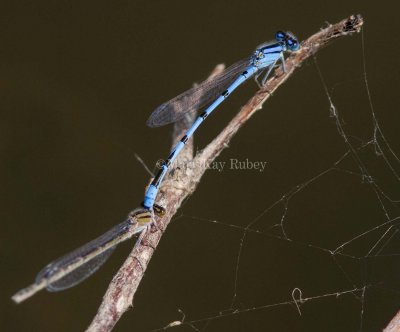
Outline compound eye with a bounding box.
[275,31,286,42]
[153,204,166,217]
[287,39,299,51]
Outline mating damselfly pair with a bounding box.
[12,31,300,303]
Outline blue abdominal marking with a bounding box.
[143,31,300,210]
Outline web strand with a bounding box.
[148,29,399,332]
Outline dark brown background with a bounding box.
[1,1,399,331]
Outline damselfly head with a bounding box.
[153,204,166,217]
[275,31,300,52]
[286,32,300,51]
[275,31,286,42]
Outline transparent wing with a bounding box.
[35,209,150,292]
[44,247,116,291]
[147,56,253,127]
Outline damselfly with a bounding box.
[143,31,300,210]
[12,206,164,303]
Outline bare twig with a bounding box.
[134,153,154,177]
[86,15,363,332]
[385,310,400,332]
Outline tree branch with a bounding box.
[385,310,400,332]
[86,14,364,332]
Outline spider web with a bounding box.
[146,31,400,332]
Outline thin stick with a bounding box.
[134,153,154,177]
[384,310,400,332]
[84,14,363,332]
